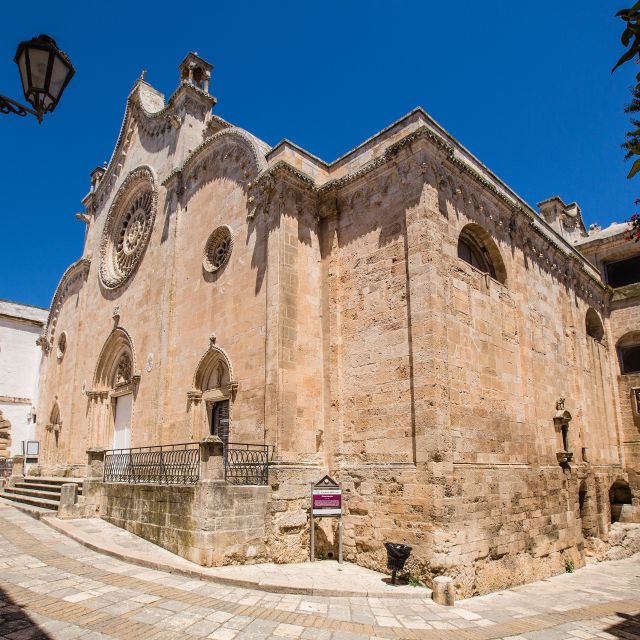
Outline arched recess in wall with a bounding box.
[585,308,605,342]
[609,479,633,523]
[578,480,597,538]
[617,331,640,375]
[88,328,138,449]
[187,340,237,444]
[457,223,507,284]
[47,400,62,443]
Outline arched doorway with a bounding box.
[88,328,137,449]
[609,480,632,523]
[187,337,236,444]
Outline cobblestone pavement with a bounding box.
[0,505,638,639]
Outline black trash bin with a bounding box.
[384,542,412,584]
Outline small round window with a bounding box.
[57,332,67,360]
[203,226,233,273]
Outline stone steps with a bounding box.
[0,477,84,517]
[0,496,55,520]
[4,486,72,501]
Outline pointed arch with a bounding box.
[48,400,61,429]
[187,342,237,442]
[192,344,235,392]
[46,399,62,447]
[93,327,137,391]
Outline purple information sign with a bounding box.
[312,491,341,510]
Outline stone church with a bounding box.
[28,53,640,596]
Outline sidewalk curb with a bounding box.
[41,515,428,599]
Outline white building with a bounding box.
[0,299,48,458]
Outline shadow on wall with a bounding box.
[0,585,52,638]
[604,612,640,638]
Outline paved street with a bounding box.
[0,504,638,640]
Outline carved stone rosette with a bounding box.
[203,225,233,273]
[99,167,157,289]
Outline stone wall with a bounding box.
[99,481,269,566]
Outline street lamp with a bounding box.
[0,35,74,123]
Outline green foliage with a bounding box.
[627,205,640,241]
[404,574,422,587]
[623,85,640,178]
[564,558,575,573]
[316,551,328,561]
[613,2,640,80]
[614,4,640,235]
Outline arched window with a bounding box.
[585,308,604,341]
[457,224,507,284]
[191,342,235,445]
[617,332,640,374]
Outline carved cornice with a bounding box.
[251,124,604,292]
[90,80,216,212]
[253,160,316,191]
[44,257,91,344]
[318,125,452,195]
[162,127,268,192]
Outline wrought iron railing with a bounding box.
[103,443,199,484]
[102,441,270,486]
[0,458,13,479]
[225,443,270,485]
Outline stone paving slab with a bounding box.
[0,504,638,639]
[42,514,425,599]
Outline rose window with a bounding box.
[203,226,233,273]
[99,168,156,289]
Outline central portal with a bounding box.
[113,393,132,449]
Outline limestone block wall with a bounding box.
[608,293,640,497]
[311,142,624,596]
[578,234,640,503]
[167,153,267,445]
[100,481,269,566]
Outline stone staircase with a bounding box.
[0,477,84,518]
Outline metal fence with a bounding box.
[103,443,200,484]
[225,443,270,485]
[0,458,12,479]
[102,441,270,486]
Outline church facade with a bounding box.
[33,53,640,596]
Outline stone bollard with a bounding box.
[432,576,455,606]
[82,447,107,518]
[199,436,225,481]
[86,447,106,479]
[9,455,25,486]
[57,483,78,519]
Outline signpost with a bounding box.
[310,475,343,563]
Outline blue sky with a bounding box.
[0,1,636,309]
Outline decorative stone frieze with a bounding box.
[43,257,90,345]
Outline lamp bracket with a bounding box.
[0,94,41,122]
